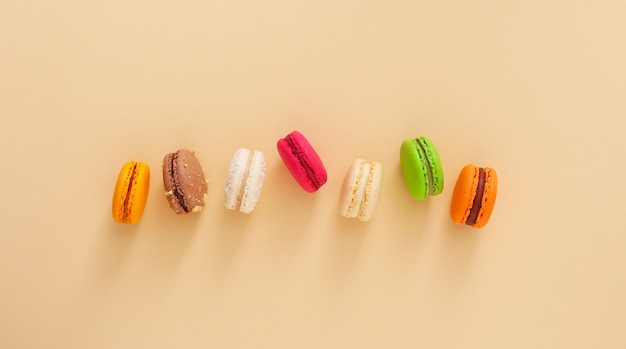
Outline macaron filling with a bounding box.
[348,161,371,218]
[466,167,485,225]
[167,153,190,213]
[412,138,433,195]
[285,134,320,189]
[235,151,254,211]
[358,162,376,219]
[121,162,139,222]
[419,143,433,195]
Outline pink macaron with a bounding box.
[277,130,328,192]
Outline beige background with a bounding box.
[1,0,625,348]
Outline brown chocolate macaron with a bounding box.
[162,149,208,215]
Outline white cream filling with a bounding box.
[240,151,265,213]
[350,162,371,218]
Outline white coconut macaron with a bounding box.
[224,148,266,214]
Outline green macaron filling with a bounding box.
[417,137,444,196]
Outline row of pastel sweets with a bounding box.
[112,130,497,228]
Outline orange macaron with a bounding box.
[112,161,150,224]
[450,164,498,228]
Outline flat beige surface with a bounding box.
[2,0,626,348]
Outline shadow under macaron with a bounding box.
[142,190,203,273]
[259,160,317,247]
[436,218,481,284]
[386,165,431,241]
[86,210,139,295]
[206,207,251,272]
[320,214,368,291]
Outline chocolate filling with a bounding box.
[466,168,485,225]
[285,135,320,189]
[169,152,190,212]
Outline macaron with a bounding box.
[339,159,384,222]
[162,149,208,215]
[111,161,150,224]
[277,130,327,192]
[450,164,498,228]
[224,148,266,214]
[400,136,444,200]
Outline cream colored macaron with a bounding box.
[339,159,384,222]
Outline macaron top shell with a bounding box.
[450,164,498,228]
[112,161,150,224]
[339,159,384,222]
[163,149,208,215]
[277,131,327,192]
[224,148,266,213]
[400,136,444,200]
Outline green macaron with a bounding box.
[400,136,444,200]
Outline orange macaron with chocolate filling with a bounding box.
[450,164,498,228]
